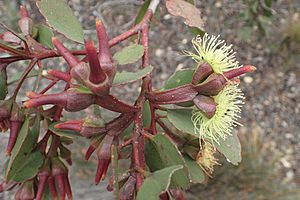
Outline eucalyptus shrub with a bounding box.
[0,0,255,199]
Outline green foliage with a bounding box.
[113,44,144,65]
[137,165,183,200]
[6,117,43,182]
[36,24,54,49]
[145,134,190,189]
[37,0,84,43]
[113,66,153,85]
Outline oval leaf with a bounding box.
[164,69,194,90]
[215,132,242,165]
[184,156,205,183]
[36,24,54,49]
[166,0,204,30]
[113,44,144,65]
[6,118,41,181]
[136,165,183,200]
[9,151,44,182]
[145,134,190,189]
[37,0,84,43]
[167,109,196,136]
[113,65,153,85]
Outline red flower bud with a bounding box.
[55,117,106,137]
[18,17,33,36]
[96,20,116,84]
[119,176,136,200]
[19,5,30,18]
[95,95,138,113]
[85,40,106,84]
[47,69,71,82]
[7,103,24,155]
[51,158,71,200]
[52,37,80,68]
[193,73,227,96]
[36,162,51,200]
[223,65,256,79]
[15,180,34,200]
[2,32,22,45]
[192,62,213,85]
[47,176,58,200]
[95,135,114,184]
[192,95,217,119]
[24,89,95,112]
[146,84,198,104]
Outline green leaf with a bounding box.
[136,165,183,200]
[9,151,44,182]
[135,0,151,24]
[0,67,8,100]
[49,122,82,139]
[113,44,144,65]
[37,0,84,43]
[142,100,151,128]
[215,133,241,165]
[7,69,39,85]
[145,134,190,189]
[184,156,205,183]
[167,109,195,136]
[164,69,194,90]
[36,24,54,49]
[6,118,41,181]
[113,65,153,85]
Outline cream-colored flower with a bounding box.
[196,141,220,175]
[192,83,244,144]
[184,33,241,74]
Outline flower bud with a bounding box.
[146,84,198,104]
[7,103,24,155]
[36,161,51,200]
[15,180,34,200]
[24,89,95,112]
[1,32,22,45]
[52,37,80,68]
[70,61,110,96]
[192,62,213,85]
[55,117,106,137]
[18,17,33,36]
[51,157,70,200]
[192,95,216,119]
[119,176,136,200]
[96,20,116,84]
[95,95,138,113]
[193,73,226,96]
[95,135,114,184]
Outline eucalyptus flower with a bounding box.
[196,141,219,175]
[192,83,244,144]
[184,33,240,74]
